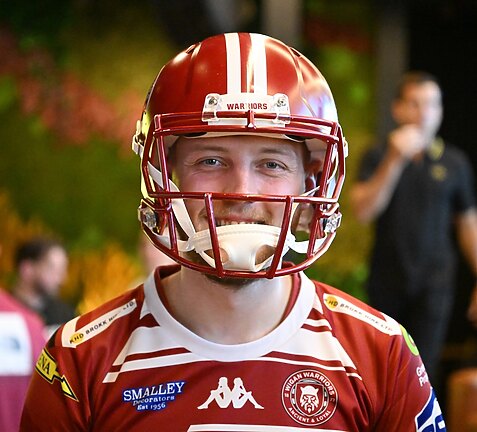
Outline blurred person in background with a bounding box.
[0,243,46,432]
[129,232,177,288]
[12,236,76,336]
[139,232,176,275]
[351,71,477,384]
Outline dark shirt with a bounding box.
[358,138,476,290]
[40,295,76,327]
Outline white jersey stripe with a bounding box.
[103,352,361,383]
[225,33,241,94]
[110,324,355,371]
[250,33,267,94]
[304,318,332,329]
[103,352,206,383]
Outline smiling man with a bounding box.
[21,33,446,431]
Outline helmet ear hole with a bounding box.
[291,203,314,235]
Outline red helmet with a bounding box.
[133,32,347,279]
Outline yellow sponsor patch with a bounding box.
[324,295,339,310]
[400,325,420,356]
[36,348,78,401]
[69,332,84,345]
[323,293,401,335]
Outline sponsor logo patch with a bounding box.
[282,370,337,426]
[415,389,446,431]
[323,293,401,335]
[401,325,420,356]
[36,348,78,401]
[416,364,429,387]
[123,381,186,411]
[64,299,137,348]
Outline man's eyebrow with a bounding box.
[259,147,297,156]
[189,144,298,156]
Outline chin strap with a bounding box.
[143,163,326,272]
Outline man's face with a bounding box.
[31,247,68,296]
[392,81,443,139]
[170,134,308,232]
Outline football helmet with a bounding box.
[132,32,347,279]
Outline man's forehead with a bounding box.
[402,82,441,100]
[175,134,306,155]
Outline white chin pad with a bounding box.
[190,224,296,272]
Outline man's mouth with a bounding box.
[214,219,266,227]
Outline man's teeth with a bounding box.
[216,220,258,226]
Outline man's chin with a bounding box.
[204,273,255,289]
[184,251,259,289]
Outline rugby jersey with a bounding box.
[21,266,445,431]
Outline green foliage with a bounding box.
[0,1,176,255]
[306,262,369,302]
[0,0,376,303]
[0,76,18,110]
[0,98,140,253]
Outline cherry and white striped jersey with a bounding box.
[21,266,445,431]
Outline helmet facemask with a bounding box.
[134,105,345,279]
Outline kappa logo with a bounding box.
[282,370,338,426]
[198,377,264,410]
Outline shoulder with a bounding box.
[309,279,414,357]
[312,280,393,329]
[53,285,145,350]
[308,279,433,414]
[442,141,473,166]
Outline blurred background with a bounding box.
[0,0,476,405]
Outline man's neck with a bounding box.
[161,267,293,345]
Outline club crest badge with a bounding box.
[282,370,337,426]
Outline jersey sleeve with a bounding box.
[20,331,91,431]
[20,289,142,431]
[374,325,446,431]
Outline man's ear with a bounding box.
[305,175,316,191]
[305,158,324,190]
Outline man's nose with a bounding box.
[224,167,256,194]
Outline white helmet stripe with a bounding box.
[225,33,268,95]
[250,33,267,94]
[225,33,241,94]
